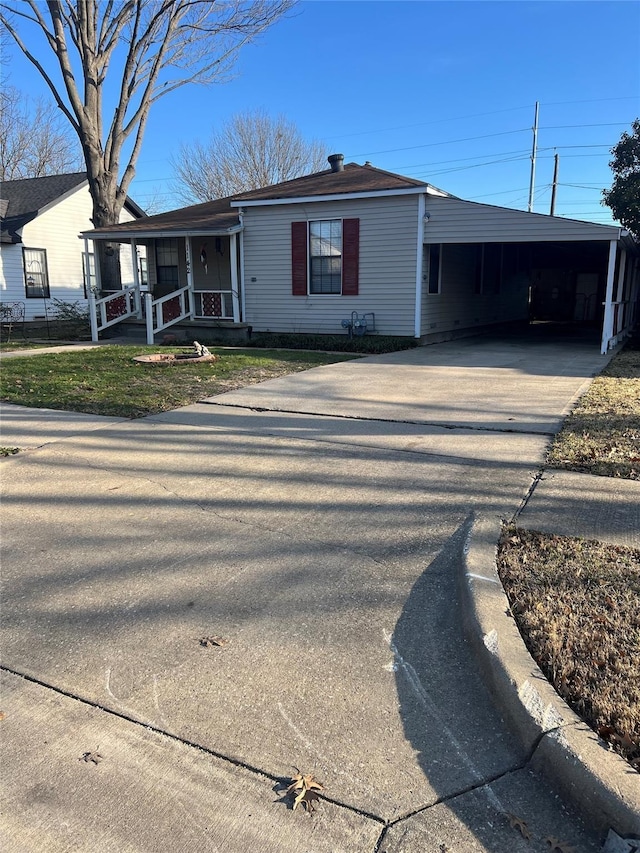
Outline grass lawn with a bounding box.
[498,340,640,770]
[498,527,640,771]
[0,345,357,418]
[546,344,640,479]
[0,340,57,351]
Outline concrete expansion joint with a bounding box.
[510,465,546,522]
[1,665,387,827]
[384,760,530,828]
[203,400,556,437]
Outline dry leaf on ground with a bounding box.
[545,837,576,853]
[506,812,532,840]
[198,636,229,647]
[81,752,103,765]
[286,769,325,814]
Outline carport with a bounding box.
[421,195,639,353]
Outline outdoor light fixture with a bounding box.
[423,212,431,223]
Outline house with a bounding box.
[0,172,145,322]
[81,154,639,354]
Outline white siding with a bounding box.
[242,194,420,337]
[0,244,25,303]
[423,196,621,244]
[1,183,138,320]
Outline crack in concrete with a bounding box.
[201,400,557,437]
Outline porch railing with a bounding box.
[145,286,191,344]
[193,290,235,320]
[89,286,140,340]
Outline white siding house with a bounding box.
[1,173,144,322]
[82,156,640,353]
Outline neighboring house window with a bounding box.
[292,219,359,296]
[427,244,441,294]
[156,238,179,288]
[83,251,96,298]
[23,248,50,298]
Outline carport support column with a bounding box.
[230,232,240,323]
[601,240,617,354]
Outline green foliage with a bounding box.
[238,332,418,354]
[602,118,640,237]
[50,299,89,323]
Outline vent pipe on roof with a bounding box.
[328,153,344,173]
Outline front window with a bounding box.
[23,248,50,298]
[309,220,342,294]
[156,238,179,288]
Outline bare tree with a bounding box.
[172,110,327,203]
[0,86,81,179]
[0,0,293,286]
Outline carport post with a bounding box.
[601,239,617,354]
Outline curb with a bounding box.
[460,514,640,839]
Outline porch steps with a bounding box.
[103,318,252,346]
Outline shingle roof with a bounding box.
[233,162,428,202]
[1,172,87,218]
[83,161,434,239]
[1,172,145,243]
[1,172,88,243]
[83,196,240,238]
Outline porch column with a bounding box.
[130,239,142,318]
[601,239,617,354]
[239,230,246,323]
[86,237,99,342]
[230,232,240,323]
[185,236,195,319]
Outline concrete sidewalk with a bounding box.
[0,336,635,852]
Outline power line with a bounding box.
[352,128,530,157]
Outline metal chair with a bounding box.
[0,301,26,342]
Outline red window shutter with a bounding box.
[291,221,308,295]
[342,218,359,296]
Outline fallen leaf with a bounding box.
[545,837,576,853]
[81,752,103,765]
[506,813,531,840]
[0,711,5,721]
[199,636,229,648]
[286,769,324,814]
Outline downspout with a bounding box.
[601,239,617,354]
[414,194,426,339]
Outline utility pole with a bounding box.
[528,101,539,213]
[550,152,559,215]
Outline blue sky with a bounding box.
[6,0,640,222]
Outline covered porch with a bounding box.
[81,202,244,344]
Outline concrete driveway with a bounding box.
[0,335,609,852]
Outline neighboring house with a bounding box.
[82,154,640,353]
[0,173,145,322]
